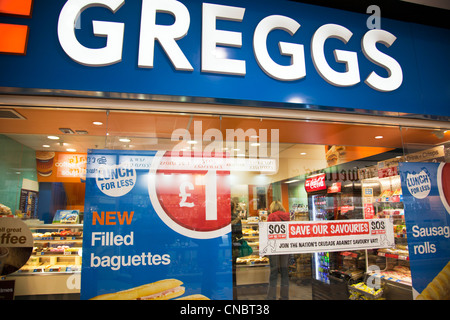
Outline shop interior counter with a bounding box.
[236,220,270,285]
[4,224,82,298]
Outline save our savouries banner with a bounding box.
[80,149,233,300]
[259,219,395,255]
[398,162,450,300]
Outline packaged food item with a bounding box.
[236,255,269,265]
[0,203,12,215]
[379,189,392,199]
[348,282,384,300]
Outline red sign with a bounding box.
[153,151,231,233]
[378,166,398,178]
[364,203,375,219]
[305,174,326,192]
[268,234,287,240]
[328,182,341,193]
[340,205,354,213]
[289,221,370,238]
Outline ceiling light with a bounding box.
[375,135,384,139]
[250,142,260,147]
[119,138,131,143]
[47,136,60,140]
[66,148,76,152]
[42,145,50,148]
[300,152,307,155]
[285,179,300,184]
[93,121,103,126]
[59,128,74,134]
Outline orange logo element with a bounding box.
[0,0,34,55]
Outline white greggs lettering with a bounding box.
[57,0,403,92]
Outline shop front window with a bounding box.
[0,106,449,300]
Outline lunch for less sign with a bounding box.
[399,162,450,300]
[81,149,232,300]
[1,0,449,117]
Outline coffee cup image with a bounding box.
[0,247,33,276]
[0,247,9,275]
[35,151,56,177]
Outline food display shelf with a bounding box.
[4,223,83,298]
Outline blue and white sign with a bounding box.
[81,149,232,300]
[0,0,449,117]
[399,162,450,300]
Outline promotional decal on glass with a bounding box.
[0,217,34,276]
[399,162,450,300]
[80,149,232,300]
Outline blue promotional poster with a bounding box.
[80,149,233,300]
[399,162,450,300]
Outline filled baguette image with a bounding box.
[176,294,210,300]
[416,261,450,300]
[90,279,185,300]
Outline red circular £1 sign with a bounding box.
[438,162,450,214]
[148,151,231,239]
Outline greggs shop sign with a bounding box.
[57,0,402,92]
[0,0,449,117]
